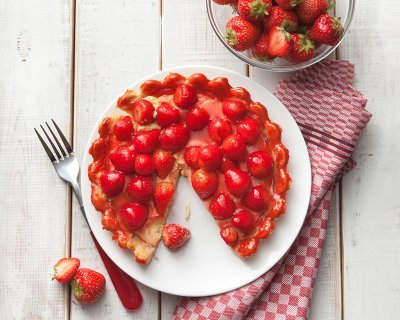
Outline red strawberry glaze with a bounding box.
[89,73,291,263]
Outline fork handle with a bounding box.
[71,182,143,311]
[90,231,143,311]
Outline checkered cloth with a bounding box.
[173,60,372,320]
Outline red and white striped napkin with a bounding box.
[173,60,372,320]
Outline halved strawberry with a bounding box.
[133,99,155,125]
[52,257,80,283]
[266,26,292,57]
[251,33,276,62]
[153,182,175,215]
[162,224,191,251]
[153,149,175,179]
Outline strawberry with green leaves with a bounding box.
[310,14,344,45]
[237,0,272,22]
[52,257,80,283]
[73,268,106,304]
[286,33,315,62]
[296,0,329,25]
[266,27,292,57]
[275,0,303,10]
[263,6,299,33]
[226,16,261,51]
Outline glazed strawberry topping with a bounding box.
[224,168,251,197]
[220,227,238,247]
[153,149,175,179]
[231,210,256,233]
[110,146,136,174]
[89,73,290,262]
[159,124,190,152]
[113,116,134,141]
[127,176,153,203]
[134,154,156,176]
[133,99,155,125]
[208,117,232,144]
[222,99,247,121]
[120,203,148,231]
[153,182,175,215]
[242,185,271,211]
[156,102,180,128]
[173,84,198,109]
[247,150,274,178]
[209,192,236,220]
[184,145,201,169]
[133,129,160,154]
[237,117,260,145]
[191,169,219,200]
[186,107,210,131]
[198,145,223,171]
[100,170,125,197]
[222,134,248,162]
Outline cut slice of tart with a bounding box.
[88,72,291,264]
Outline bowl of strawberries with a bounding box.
[207,0,355,71]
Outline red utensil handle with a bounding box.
[90,231,143,311]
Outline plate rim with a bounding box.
[81,65,312,297]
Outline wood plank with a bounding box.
[0,0,73,318]
[339,0,400,318]
[71,0,161,319]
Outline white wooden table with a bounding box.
[1,0,399,319]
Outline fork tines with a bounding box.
[34,120,73,162]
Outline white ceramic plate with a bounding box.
[81,65,311,297]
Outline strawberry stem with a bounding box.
[226,27,238,46]
[248,0,269,19]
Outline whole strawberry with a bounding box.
[52,257,80,283]
[275,0,303,10]
[73,268,106,304]
[264,6,299,33]
[310,14,344,45]
[237,0,272,22]
[296,0,328,25]
[226,16,261,51]
[162,224,191,251]
[266,26,292,57]
[251,33,275,61]
[286,33,315,62]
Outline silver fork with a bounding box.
[34,120,88,223]
[34,120,142,310]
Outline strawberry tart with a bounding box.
[88,72,291,264]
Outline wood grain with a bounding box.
[339,1,400,318]
[0,0,73,318]
[71,1,161,319]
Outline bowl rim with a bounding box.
[206,0,356,72]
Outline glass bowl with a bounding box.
[206,0,355,72]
